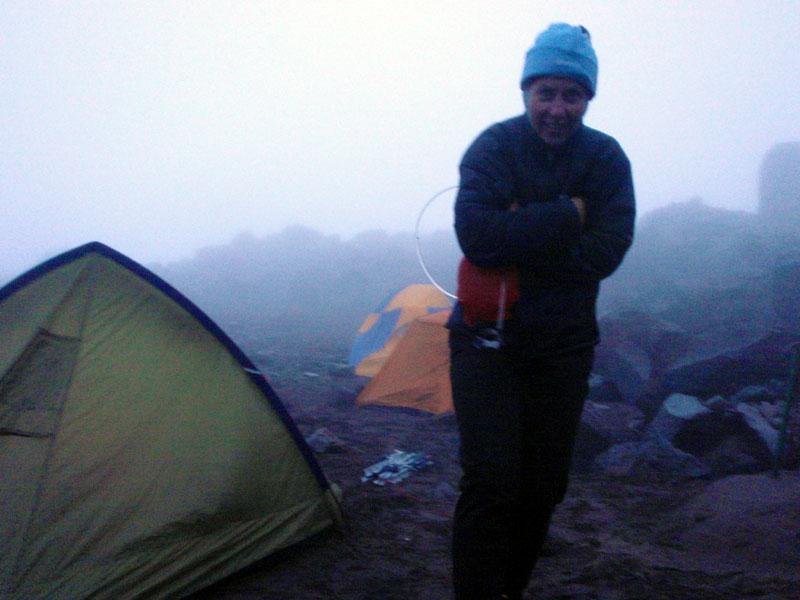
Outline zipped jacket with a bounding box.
[449,114,635,355]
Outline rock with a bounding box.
[646,393,711,442]
[581,401,644,444]
[772,260,800,332]
[665,403,776,474]
[703,436,763,477]
[573,401,644,472]
[758,142,800,232]
[586,374,624,404]
[592,436,711,480]
[728,384,776,406]
[327,362,355,378]
[639,330,797,418]
[306,427,344,453]
[599,311,692,371]
[736,402,779,455]
[759,401,783,427]
[593,342,649,404]
[660,355,745,401]
[635,389,779,473]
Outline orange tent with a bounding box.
[348,284,452,377]
[356,310,453,415]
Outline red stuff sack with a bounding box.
[456,257,520,326]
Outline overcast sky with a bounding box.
[3,1,800,279]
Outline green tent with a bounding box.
[0,242,342,600]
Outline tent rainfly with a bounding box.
[349,284,454,414]
[0,242,342,600]
[356,309,453,415]
[348,284,452,377]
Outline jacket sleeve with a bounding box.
[454,127,582,269]
[534,142,635,282]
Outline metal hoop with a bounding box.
[414,186,459,300]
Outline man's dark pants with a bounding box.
[449,327,594,600]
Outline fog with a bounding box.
[3,1,800,281]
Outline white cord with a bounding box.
[416,186,510,338]
[414,186,459,300]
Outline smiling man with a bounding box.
[525,77,590,146]
[447,23,636,600]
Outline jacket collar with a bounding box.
[523,117,584,156]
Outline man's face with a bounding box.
[525,76,589,146]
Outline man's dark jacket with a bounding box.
[449,114,635,356]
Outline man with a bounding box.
[448,23,635,600]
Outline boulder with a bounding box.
[772,260,800,332]
[592,436,711,480]
[671,406,761,459]
[638,330,798,418]
[736,402,779,456]
[758,400,783,427]
[702,436,764,477]
[759,142,800,234]
[641,389,779,472]
[646,393,711,442]
[586,374,624,404]
[573,400,644,472]
[728,384,778,407]
[599,311,692,371]
[593,342,649,404]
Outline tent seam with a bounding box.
[8,261,93,591]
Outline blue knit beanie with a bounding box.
[520,23,598,97]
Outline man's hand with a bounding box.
[570,197,586,225]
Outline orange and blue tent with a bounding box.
[348,284,452,377]
[356,309,453,414]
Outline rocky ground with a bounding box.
[188,366,800,600]
[173,197,800,599]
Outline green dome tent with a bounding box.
[0,242,342,600]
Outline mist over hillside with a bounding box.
[150,196,800,366]
[600,201,799,359]
[152,225,462,354]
